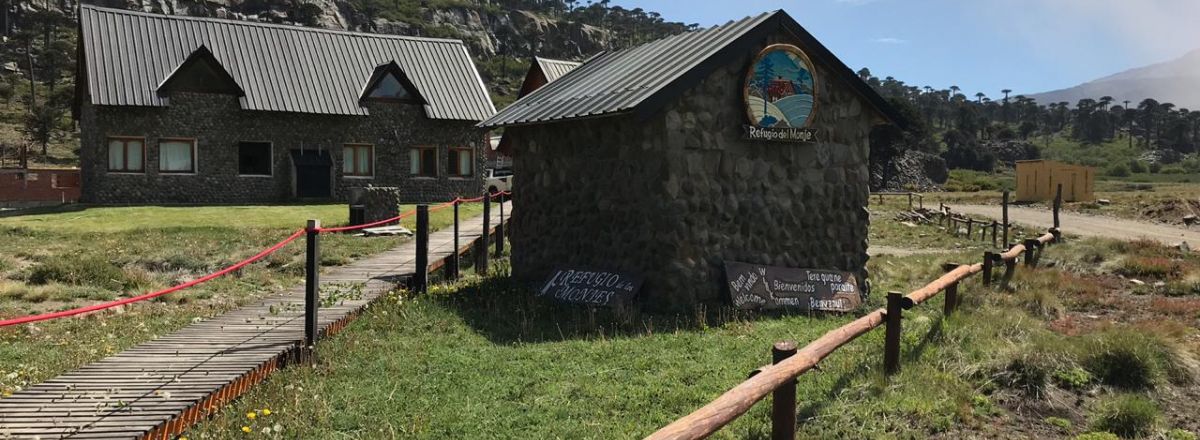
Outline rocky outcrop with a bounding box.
[988,140,1040,165]
[1139,149,1183,165]
[871,150,947,192]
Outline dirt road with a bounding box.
[952,204,1200,245]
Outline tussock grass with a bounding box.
[1089,394,1160,438]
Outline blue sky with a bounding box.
[612,0,1200,99]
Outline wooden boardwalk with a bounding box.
[0,202,510,439]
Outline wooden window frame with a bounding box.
[237,140,274,177]
[106,136,146,174]
[343,143,375,178]
[158,137,198,175]
[447,147,475,178]
[410,146,438,178]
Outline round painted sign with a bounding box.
[744,44,817,129]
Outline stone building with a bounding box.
[74,6,495,204]
[493,57,581,159]
[481,10,902,311]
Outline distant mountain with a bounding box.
[1028,49,1200,109]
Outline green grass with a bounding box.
[1089,394,1160,438]
[185,237,1200,439]
[0,202,484,395]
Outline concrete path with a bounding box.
[952,204,1200,245]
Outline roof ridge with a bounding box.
[80,4,468,45]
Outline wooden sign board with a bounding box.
[538,268,642,307]
[724,261,861,312]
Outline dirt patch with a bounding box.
[1138,198,1200,226]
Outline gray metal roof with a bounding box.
[480,10,901,129]
[534,57,581,83]
[78,5,496,121]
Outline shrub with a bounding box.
[1089,394,1159,438]
[1161,166,1186,175]
[25,255,132,291]
[1045,416,1072,431]
[1148,162,1163,173]
[1075,433,1119,440]
[1115,257,1182,279]
[1079,331,1180,389]
[1167,428,1198,440]
[1054,367,1094,389]
[1106,163,1131,177]
[1128,160,1148,174]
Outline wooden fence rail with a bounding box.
[871,191,924,209]
[645,225,1061,440]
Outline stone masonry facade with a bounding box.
[507,35,879,311]
[79,91,487,204]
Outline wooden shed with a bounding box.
[1015,160,1095,202]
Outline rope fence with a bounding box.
[0,191,511,329]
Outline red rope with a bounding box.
[0,228,306,329]
[316,209,418,233]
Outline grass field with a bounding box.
[0,202,483,396]
[183,219,1200,438]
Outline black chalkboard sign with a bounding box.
[538,268,642,307]
[724,261,862,312]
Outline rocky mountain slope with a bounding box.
[1029,48,1200,109]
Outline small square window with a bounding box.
[159,139,196,174]
[447,147,474,177]
[238,142,272,176]
[410,147,438,177]
[343,144,374,177]
[107,137,145,173]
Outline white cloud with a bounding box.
[872,37,908,45]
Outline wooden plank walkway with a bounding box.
[0,202,510,439]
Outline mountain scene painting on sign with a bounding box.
[746,45,816,129]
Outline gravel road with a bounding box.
[951,204,1200,245]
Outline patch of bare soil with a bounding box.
[1138,198,1200,226]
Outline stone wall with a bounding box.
[508,35,878,311]
[361,186,402,224]
[79,92,487,205]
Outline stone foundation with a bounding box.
[362,187,402,224]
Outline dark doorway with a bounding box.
[290,150,332,199]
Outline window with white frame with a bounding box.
[158,138,196,174]
[107,137,145,173]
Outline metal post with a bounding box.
[1023,239,1038,268]
[982,251,995,285]
[448,200,460,281]
[414,205,429,294]
[478,194,491,275]
[771,341,798,440]
[1053,184,1062,230]
[495,197,505,257]
[884,291,906,376]
[1002,190,1010,247]
[304,219,320,350]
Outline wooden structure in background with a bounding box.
[1014,160,1094,202]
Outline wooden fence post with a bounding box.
[478,195,491,275]
[918,195,923,209]
[1053,184,1062,229]
[414,205,429,294]
[304,219,320,350]
[966,218,973,238]
[1023,239,1038,268]
[991,221,998,248]
[982,251,995,285]
[1050,227,1062,244]
[448,200,460,281]
[495,197,505,257]
[1001,244,1018,288]
[771,341,798,440]
[907,193,913,208]
[1002,190,1010,247]
[979,222,987,241]
[884,291,912,376]
[942,263,960,315]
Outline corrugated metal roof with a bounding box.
[78,5,496,121]
[534,57,581,83]
[480,10,901,128]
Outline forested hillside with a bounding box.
[0,0,688,167]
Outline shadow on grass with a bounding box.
[431,271,851,346]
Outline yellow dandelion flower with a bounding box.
[246,411,256,420]
[241,426,251,433]
[262,409,272,416]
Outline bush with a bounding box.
[1148,162,1163,173]
[1054,367,1094,389]
[1167,428,1198,440]
[1089,394,1159,438]
[1115,257,1182,279]
[1162,166,1186,175]
[1106,163,1131,177]
[1075,433,1119,440]
[25,255,133,291]
[1128,160,1148,174]
[1079,331,1180,389]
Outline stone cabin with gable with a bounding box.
[481,10,903,311]
[74,5,496,204]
